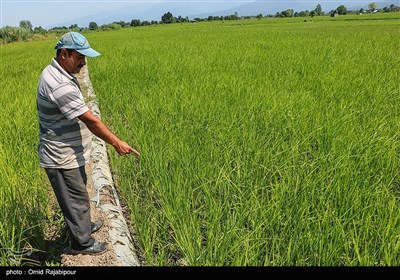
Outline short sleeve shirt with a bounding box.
[36,58,92,169]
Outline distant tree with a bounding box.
[256,13,263,19]
[69,24,79,30]
[314,4,323,16]
[19,20,32,31]
[336,5,347,15]
[89,21,98,30]
[176,15,187,23]
[131,19,141,27]
[107,23,121,30]
[0,26,32,42]
[207,15,223,21]
[281,9,294,17]
[33,26,47,34]
[223,13,240,20]
[115,20,129,27]
[297,10,310,17]
[368,2,377,12]
[386,4,400,12]
[161,12,174,24]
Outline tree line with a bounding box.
[1,2,399,44]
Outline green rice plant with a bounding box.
[89,13,400,266]
[0,40,54,265]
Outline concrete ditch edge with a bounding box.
[82,65,140,266]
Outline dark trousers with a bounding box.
[45,166,94,248]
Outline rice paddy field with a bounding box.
[1,12,400,266]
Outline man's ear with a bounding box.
[61,49,68,59]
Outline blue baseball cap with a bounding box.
[55,31,100,57]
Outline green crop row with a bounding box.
[88,14,400,265]
[0,39,58,266]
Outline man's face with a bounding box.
[61,49,86,74]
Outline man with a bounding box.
[36,31,140,255]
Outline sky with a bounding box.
[0,0,396,29]
[1,0,244,28]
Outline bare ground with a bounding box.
[60,162,122,266]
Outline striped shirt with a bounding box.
[37,58,92,169]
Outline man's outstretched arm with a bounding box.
[78,110,140,157]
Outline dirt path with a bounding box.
[60,163,121,266]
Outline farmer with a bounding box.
[36,31,140,255]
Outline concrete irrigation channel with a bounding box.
[60,65,141,266]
